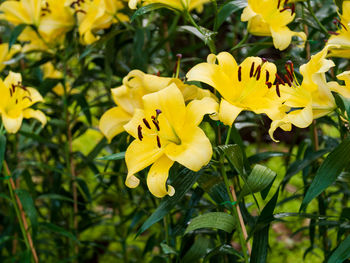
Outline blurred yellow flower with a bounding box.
[269,46,337,141]
[124,83,217,197]
[0,43,21,72]
[99,69,216,142]
[327,1,350,58]
[68,0,129,45]
[187,52,285,126]
[241,0,306,50]
[0,0,42,26]
[128,0,210,12]
[0,72,46,133]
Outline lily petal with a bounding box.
[218,99,243,126]
[23,108,47,126]
[270,26,306,51]
[147,155,175,198]
[165,126,212,171]
[185,97,218,126]
[2,112,23,133]
[99,107,132,142]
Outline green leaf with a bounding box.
[96,152,125,161]
[185,212,235,234]
[131,3,176,21]
[300,137,350,211]
[248,151,287,164]
[137,167,203,236]
[39,222,79,243]
[9,24,26,49]
[215,0,246,30]
[328,235,350,263]
[182,236,211,263]
[37,193,75,203]
[0,134,6,173]
[251,188,279,263]
[335,93,350,122]
[15,189,38,235]
[204,244,243,262]
[160,243,178,255]
[335,0,344,11]
[217,144,244,175]
[239,164,276,198]
[72,94,92,125]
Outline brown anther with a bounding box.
[328,31,340,35]
[156,136,161,148]
[75,9,86,14]
[156,109,162,115]
[254,65,261,80]
[261,58,267,63]
[238,66,242,82]
[15,99,18,104]
[143,118,151,129]
[176,54,182,59]
[152,120,160,131]
[156,71,160,76]
[285,62,294,81]
[250,62,255,78]
[275,73,285,85]
[9,88,12,97]
[291,3,295,15]
[284,74,292,87]
[276,83,281,97]
[266,82,272,89]
[151,115,156,120]
[266,71,270,82]
[334,17,348,31]
[11,84,15,93]
[280,7,291,13]
[277,0,281,9]
[137,125,143,141]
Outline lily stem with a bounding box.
[306,0,329,36]
[4,161,39,263]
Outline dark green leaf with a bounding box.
[328,235,350,263]
[185,212,235,234]
[96,152,125,161]
[248,151,287,164]
[137,167,203,236]
[182,236,211,263]
[15,189,38,235]
[215,1,246,30]
[0,134,6,173]
[131,3,176,21]
[160,243,178,255]
[300,137,350,211]
[9,24,26,49]
[217,144,244,175]
[204,244,243,262]
[239,164,276,198]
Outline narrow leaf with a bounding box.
[9,24,26,49]
[300,137,350,211]
[39,222,79,243]
[185,212,235,234]
[217,144,244,174]
[15,189,38,235]
[328,235,350,263]
[96,152,125,161]
[0,134,6,173]
[215,1,246,30]
[131,3,176,21]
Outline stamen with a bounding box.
[275,73,285,85]
[266,71,270,82]
[250,62,255,78]
[137,125,143,141]
[284,74,292,87]
[254,65,261,80]
[277,0,281,9]
[75,9,86,14]
[328,31,340,35]
[291,4,295,15]
[266,82,272,89]
[156,136,161,148]
[276,83,281,97]
[15,99,18,104]
[261,58,267,63]
[143,118,151,129]
[280,7,291,13]
[9,88,12,97]
[334,17,348,31]
[11,84,15,93]
[156,109,162,115]
[152,120,160,131]
[238,66,242,82]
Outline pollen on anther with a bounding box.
[238,66,242,82]
[266,71,270,82]
[254,65,261,80]
[143,118,151,129]
[156,109,162,115]
[156,136,161,148]
[137,125,143,141]
[250,62,255,78]
[276,83,281,97]
[266,82,272,89]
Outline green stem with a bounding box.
[230,32,249,52]
[185,11,216,54]
[306,0,329,36]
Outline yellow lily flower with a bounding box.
[186,52,285,126]
[0,43,21,72]
[99,69,216,142]
[328,71,350,99]
[327,1,350,58]
[0,0,42,26]
[241,0,306,50]
[68,0,129,45]
[128,0,210,12]
[123,83,218,197]
[0,72,46,133]
[268,46,337,141]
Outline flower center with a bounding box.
[5,81,32,116]
[137,109,181,148]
